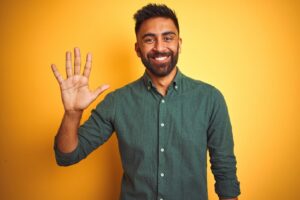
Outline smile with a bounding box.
[150,55,171,64]
[154,56,169,61]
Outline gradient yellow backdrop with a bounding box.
[0,0,299,199]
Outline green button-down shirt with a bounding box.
[54,69,240,200]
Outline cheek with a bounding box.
[136,47,146,58]
[139,48,152,58]
[171,44,180,54]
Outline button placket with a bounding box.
[158,97,167,198]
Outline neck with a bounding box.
[146,67,177,96]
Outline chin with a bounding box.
[148,64,175,77]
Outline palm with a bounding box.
[51,48,109,112]
[60,75,92,111]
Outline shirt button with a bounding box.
[160,123,165,127]
[160,148,165,152]
[174,85,178,89]
[161,99,165,103]
[160,198,164,200]
[160,173,164,177]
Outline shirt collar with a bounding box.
[142,67,182,91]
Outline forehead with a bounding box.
[137,17,178,36]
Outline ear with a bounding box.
[178,37,182,53]
[135,42,141,57]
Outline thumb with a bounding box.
[92,84,110,100]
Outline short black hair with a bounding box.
[133,3,179,35]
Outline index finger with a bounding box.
[83,53,92,78]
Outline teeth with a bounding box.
[154,56,167,61]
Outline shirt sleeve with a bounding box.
[54,92,116,166]
[207,87,241,199]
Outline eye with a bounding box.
[164,35,174,42]
[143,37,155,44]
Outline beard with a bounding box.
[140,46,179,77]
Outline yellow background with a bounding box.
[0,0,299,199]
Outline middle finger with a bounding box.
[74,47,81,75]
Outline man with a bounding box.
[51,4,240,200]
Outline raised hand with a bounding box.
[51,47,109,113]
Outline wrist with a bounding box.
[64,110,83,118]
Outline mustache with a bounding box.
[148,51,172,58]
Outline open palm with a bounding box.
[51,47,109,112]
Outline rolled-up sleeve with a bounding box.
[54,92,116,166]
[207,87,241,198]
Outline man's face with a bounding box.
[135,17,182,77]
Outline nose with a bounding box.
[153,38,166,52]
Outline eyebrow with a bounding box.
[142,31,177,39]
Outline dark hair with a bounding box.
[133,3,179,35]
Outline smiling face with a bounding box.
[135,17,182,77]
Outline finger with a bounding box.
[65,51,72,78]
[83,52,92,78]
[51,64,64,85]
[92,84,110,100]
[74,47,81,75]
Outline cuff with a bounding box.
[215,179,241,199]
[53,139,80,166]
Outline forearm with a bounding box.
[208,88,241,198]
[220,198,238,200]
[55,111,83,153]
